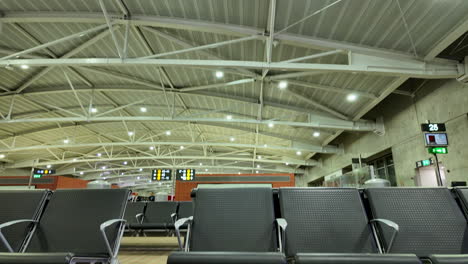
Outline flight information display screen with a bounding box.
[33,169,55,175]
[151,169,172,181]
[176,169,196,181]
[424,132,449,146]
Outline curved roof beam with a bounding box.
[0,11,446,62]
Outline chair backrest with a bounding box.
[366,187,468,256]
[26,189,130,256]
[279,188,377,256]
[144,202,177,224]
[124,202,146,224]
[0,190,48,252]
[454,187,468,216]
[177,201,193,219]
[190,187,277,252]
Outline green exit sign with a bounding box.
[428,147,448,154]
[422,159,431,166]
[33,174,42,179]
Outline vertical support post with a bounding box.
[27,160,37,189]
[433,153,443,186]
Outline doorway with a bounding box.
[414,164,446,187]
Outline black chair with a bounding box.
[168,187,286,264]
[129,201,178,231]
[123,202,146,227]
[0,189,130,264]
[0,190,49,253]
[177,201,193,220]
[366,187,468,264]
[453,187,468,216]
[278,187,420,264]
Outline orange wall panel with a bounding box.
[55,176,89,189]
[175,173,295,201]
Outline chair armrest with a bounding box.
[171,213,177,223]
[0,219,37,253]
[174,217,193,251]
[135,213,144,224]
[370,218,399,253]
[276,218,287,253]
[100,219,126,258]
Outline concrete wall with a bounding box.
[302,79,468,187]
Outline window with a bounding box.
[368,154,397,186]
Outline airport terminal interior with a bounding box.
[0,0,468,263]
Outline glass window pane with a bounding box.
[387,165,397,186]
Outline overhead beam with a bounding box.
[0,58,460,78]
[0,115,378,132]
[0,140,341,154]
[0,11,436,62]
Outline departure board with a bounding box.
[152,169,172,181]
[176,169,196,181]
[33,169,55,175]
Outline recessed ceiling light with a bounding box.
[20,64,29,70]
[46,165,52,169]
[63,139,69,144]
[296,151,302,155]
[205,169,208,172]
[123,161,128,165]
[238,172,241,175]
[96,153,102,157]
[140,107,147,113]
[199,162,203,166]
[278,81,288,90]
[285,162,289,166]
[268,122,274,128]
[148,180,152,183]
[230,137,235,142]
[90,108,98,113]
[313,132,321,137]
[256,164,261,168]
[121,172,124,175]
[102,166,106,170]
[149,146,154,150]
[257,155,262,159]
[79,171,84,175]
[256,170,259,173]
[165,130,171,136]
[72,158,77,162]
[128,131,134,136]
[137,176,140,180]
[180,146,184,150]
[226,115,233,120]
[263,144,267,147]
[0,154,5,159]
[139,168,143,171]
[346,93,358,102]
[215,71,224,78]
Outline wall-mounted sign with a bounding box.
[424,133,448,147]
[33,169,55,175]
[421,123,446,132]
[415,158,433,168]
[427,147,448,154]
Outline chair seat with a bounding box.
[428,254,468,264]
[0,253,74,264]
[295,253,421,264]
[168,251,287,264]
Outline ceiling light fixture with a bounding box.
[165,130,171,136]
[20,64,29,70]
[313,132,321,137]
[139,168,143,171]
[96,153,102,157]
[296,151,302,155]
[128,131,134,136]
[102,166,106,170]
[79,171,84,175]
[278,81,288,90]
[123,161,128,165]
[346,93,358,102]
[140,107,147,113]
[0,154,5,159]
[268,122,274,128]
[149,146,154,150]
[215,71,224,78]
[226,115,233,120]
[230,137,235,142]
[285,162,289,166]
[46,165,52,169]
[257,155,262,159]
[180,146,185,150]
[90,108,98,113]
[63,139,69,144]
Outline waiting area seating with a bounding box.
[168,186,468,264]
[0,189,130,264]
[124,201,193,235]
[168,187,287,264]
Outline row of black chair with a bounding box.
[125,201,193,233]
[169,187,468,264]
[0,189,130,264]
